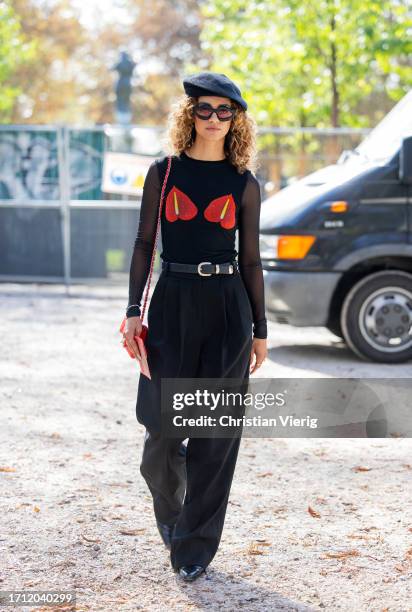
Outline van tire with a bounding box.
[340,270,412,363]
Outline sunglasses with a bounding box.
[193,102,236,122]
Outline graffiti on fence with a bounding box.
[69,130,104,199]
[0,129,104,201]
[0,131,59,200]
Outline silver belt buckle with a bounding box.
[198,261,213,276]
[228,264,234,274]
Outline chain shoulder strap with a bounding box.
[140,155,172,323]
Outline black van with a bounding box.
[260,90,412,363]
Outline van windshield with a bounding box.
[349,90,412,164]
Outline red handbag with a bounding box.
[119,155,172,379]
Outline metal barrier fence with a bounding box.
[0,124,369,285]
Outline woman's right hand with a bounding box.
[124,316,143,361]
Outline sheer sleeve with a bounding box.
[238,171,268,339]
[126,160,161,318]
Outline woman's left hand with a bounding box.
[249,337,268,374]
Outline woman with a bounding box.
[123,71,268,582]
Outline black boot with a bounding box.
[156,521,175,550]
[178,565,205,582]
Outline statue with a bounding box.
[112,50,136,124]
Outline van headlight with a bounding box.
[259,234,316,259]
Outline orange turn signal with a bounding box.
[278,235,316,259]
[329,200,348,213]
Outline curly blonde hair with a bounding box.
[162,95,259,175]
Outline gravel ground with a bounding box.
[0,282,411,612]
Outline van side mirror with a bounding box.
[399,136,412,184]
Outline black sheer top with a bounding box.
[126,151,267,339]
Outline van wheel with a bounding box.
[340,271,412,363]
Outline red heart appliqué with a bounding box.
[204,194,236,229]
[165,186,198,222]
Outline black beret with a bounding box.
[182,71,247,111]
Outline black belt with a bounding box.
[162,260,238,276]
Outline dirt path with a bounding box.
[1,284,411,612]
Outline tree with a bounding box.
[0,0,36,121]
[8,0,87,123]
[199,0,412,128]
[7,0,205,124]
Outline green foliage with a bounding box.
[0,0,37,120]
[198,0,412,128]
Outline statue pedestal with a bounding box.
[115,110,132,125]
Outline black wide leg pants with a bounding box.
[135,267,253,570]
